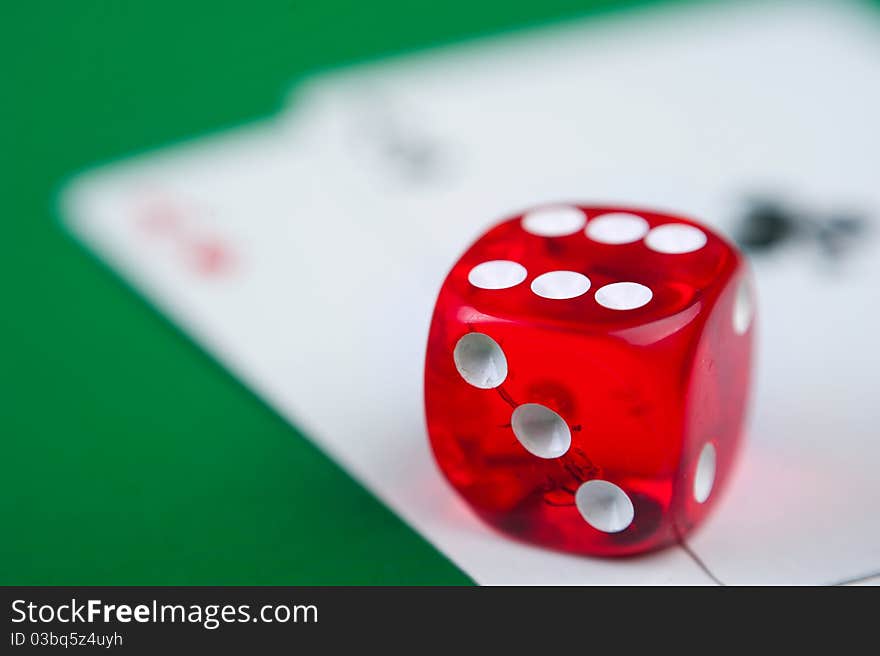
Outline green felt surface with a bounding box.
[1,0,693,585]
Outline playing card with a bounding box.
[63,0,880,584]
[279,0,880,584]
[61,92,714,584]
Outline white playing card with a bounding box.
[279,0,880,584]
[63,0,880,585]
[61,94,714,584]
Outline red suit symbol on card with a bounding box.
[136,195,236,277]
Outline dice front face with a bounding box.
[424,205,755,556]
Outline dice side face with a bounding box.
[675,263,755,535]
[424,205,750,556]
[425,302,700,555]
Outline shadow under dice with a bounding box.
[424,205,755,556]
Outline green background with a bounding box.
[0,0,696,585]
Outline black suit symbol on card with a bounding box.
[734,196,869,262]
[347,93,455,185]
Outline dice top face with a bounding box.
[453,205,740,339]
[425,204,754,556]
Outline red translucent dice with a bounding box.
[424,205,754,556]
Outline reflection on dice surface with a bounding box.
[424,205,755,556]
